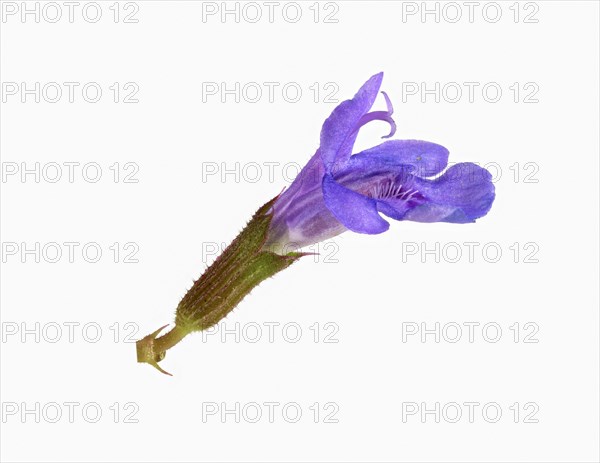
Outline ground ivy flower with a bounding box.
[265,72,495,252]
[136,72,495,375]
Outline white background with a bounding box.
[1,1,599,462]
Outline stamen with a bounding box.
[352,91,397,140]
[356,111,397,139]
[381,91,394,115]
[366,178,424,203]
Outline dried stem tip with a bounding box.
[136,324,189,376]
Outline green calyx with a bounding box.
[136,196,306,375]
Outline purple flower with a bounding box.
[266,72,495,251]
[137,72,498,375]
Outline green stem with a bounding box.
[136,196,307,376]
[136,324,190,375]
[153,325,189,353]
